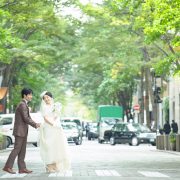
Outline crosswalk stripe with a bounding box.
[95,170,104,176]
[48,170,72,177]
[109,170,121,176]
[95,170,121,176]
[0,170,170,178]
[138,171,169,178]
[64,170,72,177]
[0,173,27,178]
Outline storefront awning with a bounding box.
[0,87,8,100]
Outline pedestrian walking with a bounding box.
[171,120,178,133]
[85,123,90,137]
[163,121,171,135]
[2,88,40,174]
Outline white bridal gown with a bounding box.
[39,103,71,172]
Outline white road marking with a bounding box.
[0,173,26,178]
[48,173,57,177]
[95,170,121,176]
[95,170,104,176]
[64,170,72,176]
[48,170,72,177]
[109,170,121,176]
[0,170,169,178]
[138,171,169,178]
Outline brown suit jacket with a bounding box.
[13,100,37,137]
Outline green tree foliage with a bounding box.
[0,0,76,110]
[108,0,180,75]
[64,2,142,117]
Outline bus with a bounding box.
[97,105,123,143]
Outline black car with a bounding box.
[87,123,98,140]
[104,122,156,146]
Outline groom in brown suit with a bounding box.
[3,88,40,174]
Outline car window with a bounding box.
[62,119,82,127]
[139,124,151,132]
[0,117,13,125]
[62,123,77,130]
[89,123,97,129]
[127,124,139,132]
[122,125,128,132]
[73,119,81,126]
[103,118,117,126]
[113,124,124,131]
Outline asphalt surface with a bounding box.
[0,139,180,180]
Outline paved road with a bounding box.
[0,139,180,179]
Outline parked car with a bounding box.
[0,113,43,148]
[87,123,98,140]
[61,117,83,141]
[61,122,82,145]
[104,122,156,146]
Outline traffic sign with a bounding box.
[133,104,140,110]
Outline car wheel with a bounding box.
[75,137,82,145]
[88,136,91,140]
[32,143,38,147]
[6,137,12,148]
[151,142,156,146]
[110,137,116,145]
[131,137,138,146]
[98,138,104,144]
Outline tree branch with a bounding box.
[0,0,18,9]
[23,29,36,40]
[153,43,169,57]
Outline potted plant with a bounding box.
[169,131,176,151]
[0,133,7,150]
[0,133,4,150]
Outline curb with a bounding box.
[156,149,180,156]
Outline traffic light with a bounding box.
[154,87,162,103]
[154,94,162,103]
[156,87,161,94]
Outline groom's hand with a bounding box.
[36,123,41,128]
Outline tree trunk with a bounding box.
[144,67,151,128]
[139,67,144,124]
[1,62,16,113]
[140,46,152,128]
[1,64,14,87]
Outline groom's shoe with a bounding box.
[3,167,16,174]
[19,168,33,174]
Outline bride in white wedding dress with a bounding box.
[39,91,71,173]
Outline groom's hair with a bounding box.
[21,88,33,98]
[43,91,53,98]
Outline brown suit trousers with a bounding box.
[4,136,27,170]
[4,100,37,170]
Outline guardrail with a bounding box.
[156,134,180,151]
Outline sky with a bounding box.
[59,0,103,20]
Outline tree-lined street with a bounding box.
[0,0,180,179]
[0,0,179,125]
[1,140,180,179]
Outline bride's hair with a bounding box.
[42,91,53,99]
[40,91,54,115]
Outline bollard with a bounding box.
[156,135,159,149]
[164,135,170,150]
[176,134,180,152]
[156,135,164,150]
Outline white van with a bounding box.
[0,113,43,148]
